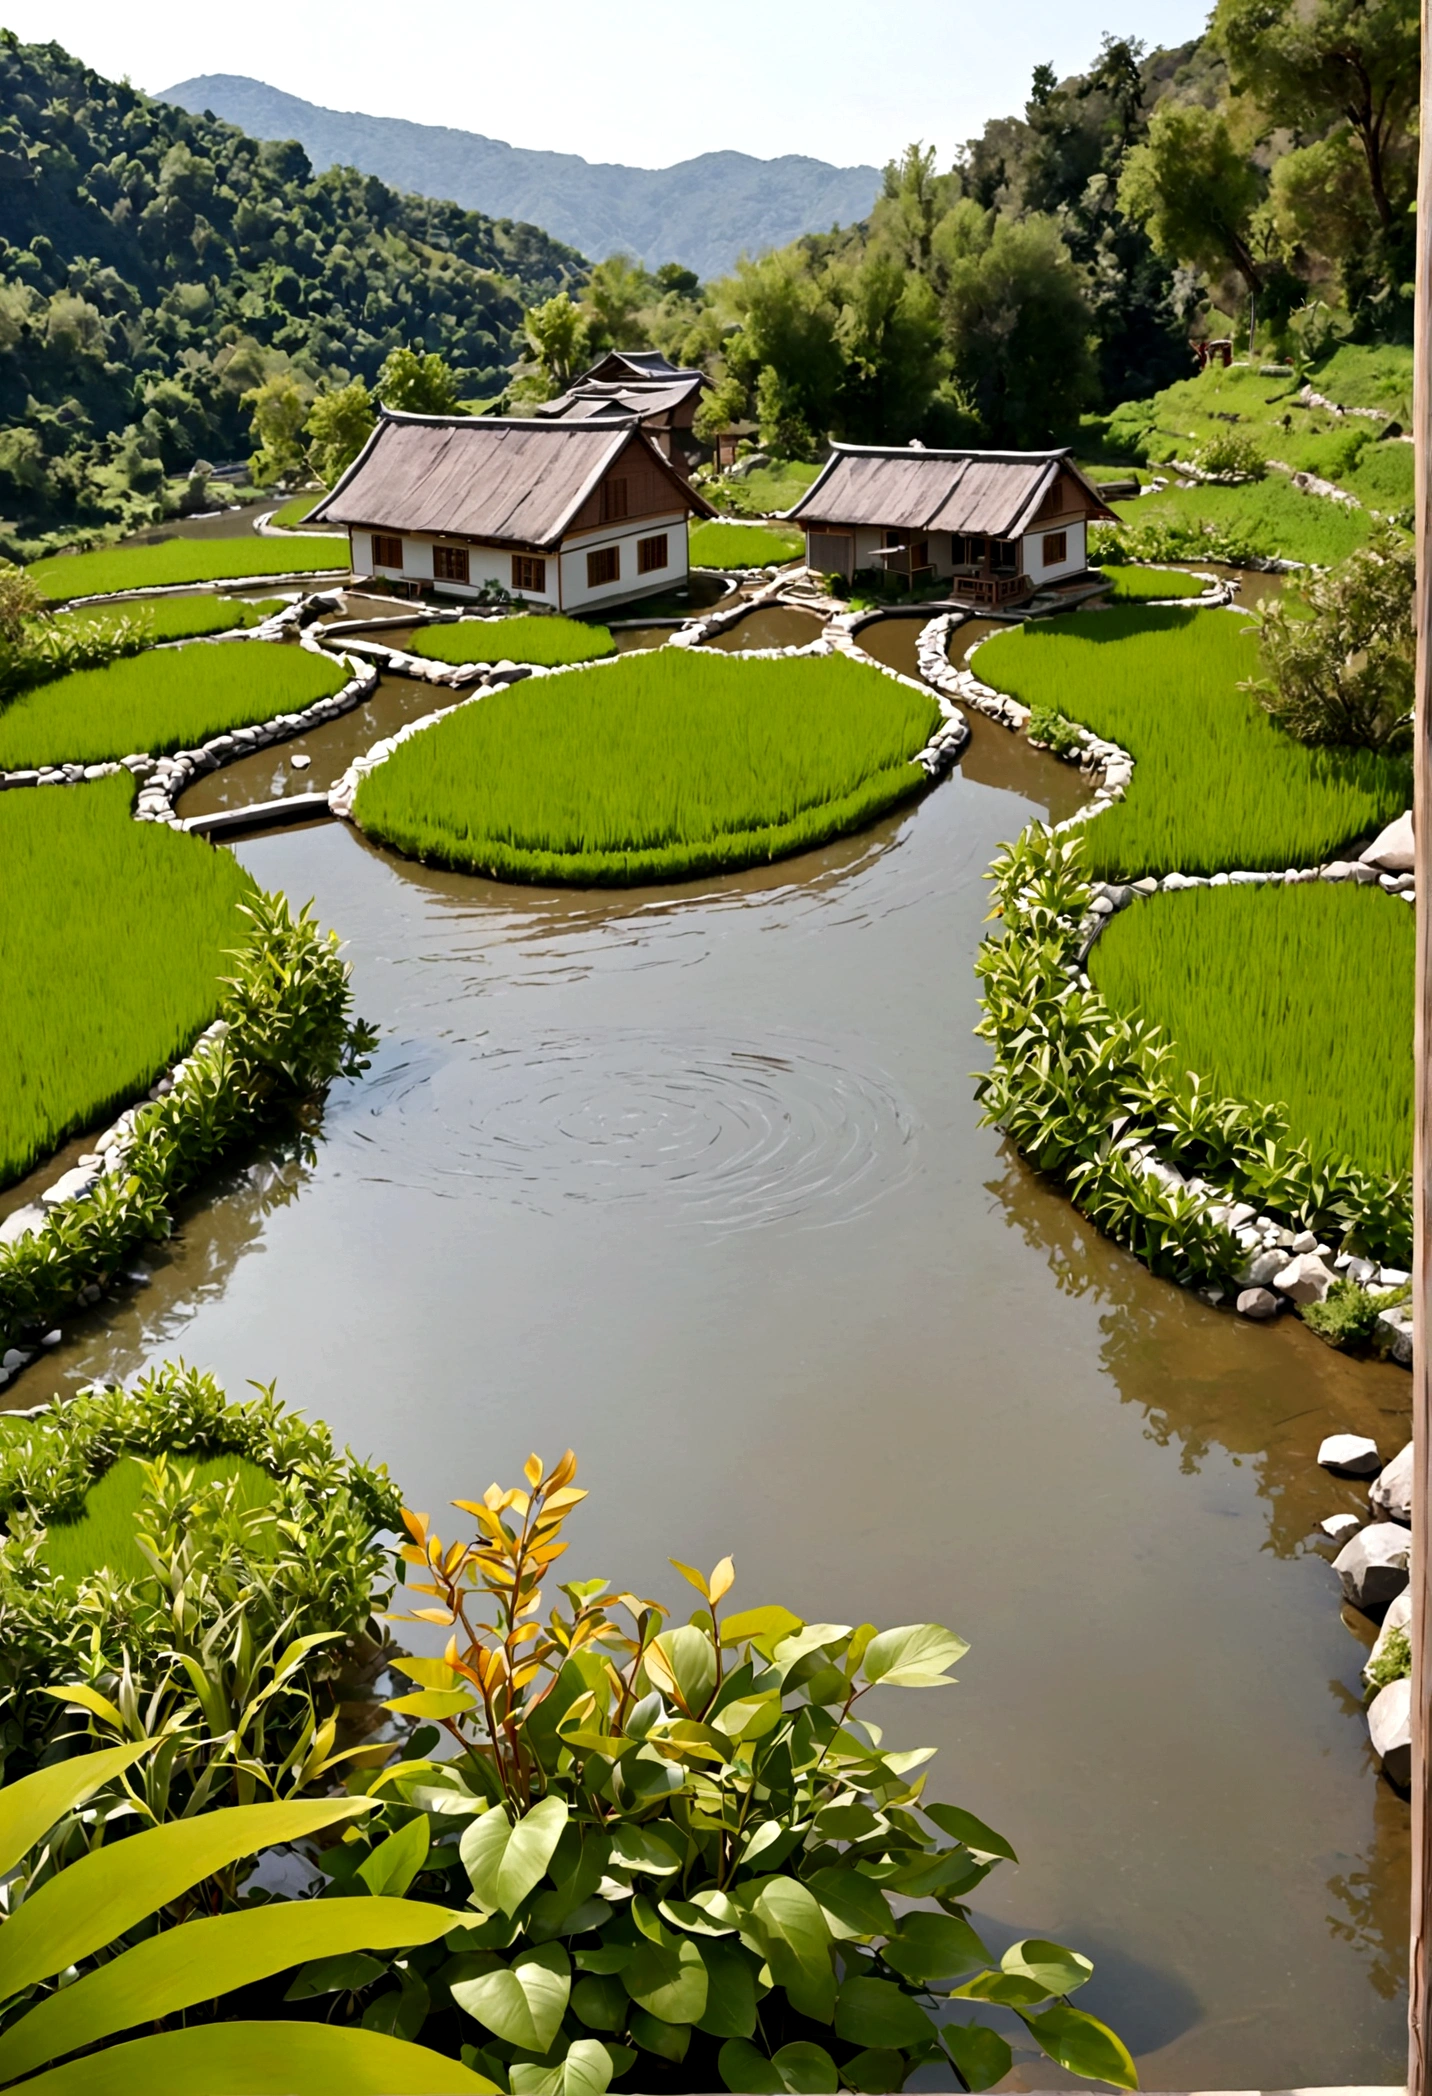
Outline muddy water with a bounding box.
[700,605,826,652]
[11,718,1411,2088]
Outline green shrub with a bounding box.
[1302,1279,1394,1348]
[0,640,346,767]
[355,652,939,885]
[1243,528,1414,751]
[25,535,349,602]
[1098,566,1208,601]
[689,520,803,569]
[1366,1624,1411,1694]
[1101,478,1373,566]
[307,1453,1136,2091]
[410,616,614,668]
[1192,428,1266,480]
[973,606,1409,877]
[0,775,253,1185]
[1026,703,1085,758]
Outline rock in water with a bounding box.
[1370,1442,1413,1525]
[1274,1253,1337,1304]
[1360,809,1414,874]
[1236,1287,1279,1320]
[1368,1676,1412,1789]
[1333,1521,1411,1609]
[1317,1433,1381,1476]
[1320,1513,1361,1542]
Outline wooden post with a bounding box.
[1410,4,1432,2090]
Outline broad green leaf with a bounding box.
[660,1896,736,1936]
[771,1624,852,1670]
[1018,2003,1139,2089]
[560,2038,615,2096]
[510,2067,562,2096]
[461,1806,514,1910]
[923,1802,1017,1862]
[752,1876,832,1984]
[720,1605,803,1657]
[608,1823,682,1876]
[695,1937,758,2037]
[688,1887,745,1930]
[1002,1937,1094,1997]
[709,1694,783,1742]
[953,1969,1049,2006]
[10,2021,497,2093]
[285,1952,388,1999]
[0,1796,369,2002]
[0,1743,151,1879]
[385,1689,477,1719]
[882,1848,987,1899]
[0,1898,461,2084]
[629,2007,690,2061]
[882,1911,990,1982]
[944,2021,1014,2091]
[572,1972,628,2030]
[772,2042,839,2093]
[811,1803,882,1840]
[499,1796,569,1914]
[841,2048,906,2093]
[834,1975,938,2049]
[803,1867,893,1942]
[649,1625,718,1716]
[42,1685,126,1730]
[624,1934,708,2023]
[860,1624,968,1688]
[719,2037,785,2093]
[452,1942,571,2052]
[358,1814,430,1898]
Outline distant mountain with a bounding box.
[159,75,881,280]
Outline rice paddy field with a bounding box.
[689,520,804,568]
[1108,478,1371,566]
[0,775,252,1185]
[974,606,1409,877]
[25,535,349,602]
[0,642,347,768]
[409,615,614,668]
[55,596,285,644]
[42,1452,275,1583]
[354,651,940,884]
[271,490,330,529]
[1098,565,1210,601]
[1092,883,1414,1179]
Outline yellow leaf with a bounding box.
[402,1509,429,1544]
[410,1608,458,1625]
[43,1684,125,1730]
[708,1557,735,1605]
[524,1454,544,1489]
[670,1559,710,1603]
[542,1487,588,1512]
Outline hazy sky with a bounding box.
[10,0,1212,168]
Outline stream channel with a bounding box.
[10,589,1416,2088]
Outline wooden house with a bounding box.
[308,411,714,615]
[534,368,708,475]
[786,444,1117,605]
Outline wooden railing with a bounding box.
[947,570,1031,606]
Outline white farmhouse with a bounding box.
[308,410,714,614]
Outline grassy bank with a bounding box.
[355,651,939,884]
[409,615,614,667]
[705,459,821,518]
[0,642,346,767]
[1092,883,1413,1180]
[689,520,803,568]
[974,605,1408,877]
[26,534,349,601]
[1106,477,1371,567]
[0,774,252,1184]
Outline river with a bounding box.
[14,700,1411,2088]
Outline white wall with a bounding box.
[558,511,689,611]
[349,531,559,605]
[1021,519,1086,584]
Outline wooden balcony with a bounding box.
[947,568,1032,607]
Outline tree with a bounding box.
[1117,100,1264,298]
[692,371,748,444]
[376,345,461,416]
[938,212,1096,444]
[723,248,846,456]
[1244,527,1415,750]
[306,379,375,483]
[833,246,948,440]
[242,371,308,486]
[523,290,588,389]
[583,252,651,351]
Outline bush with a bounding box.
[410,617,614,669]
[0,639,346,767]
[1302,1278,1396,1348]
[354,652,939,886]
[24,535,349,602]
[1192,428,1266,481]
[1243,528,1414,751]
[310,1452,1136,2091]
[1026,703,1085,758]
[1366,1624,1411,1694]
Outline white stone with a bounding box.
[1274,1252,1337,1304]
[1333,1520,1411,1609]
[39,1330,60,1347]
[1361,809,1414,874]
[1321,1512,1362,1542]
[1371,1442,1413,1524]
[40,1165,99,1209]
[1290,1229,1318,1254]
[1380,1267,1411,1288]
[1,1347,30,1372]
[1377,1307,1414,1366]
[0,1203,46,1246]
[1318,1432,1382,1475]
[1236,1287,1279,1320]
[1368,1675,1412,1788]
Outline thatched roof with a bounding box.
[536,374,706,424]
[787,445,1116,537]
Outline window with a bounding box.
[637,534,668,576]
[371,533,403,570]
[600,477,629,523]
[1042,530,1068,566]
[954,535,986,566]
[433,543,470,584]
[991,539,1018,574]
[587,544,620,588]
[512,554,546,593]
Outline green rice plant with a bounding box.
[355,651,939,884]
[974,606,1409,877]
[689,519,804,567]
[708,458,822,518]
[1097,565,1208,601]
[41,1451,273,1585]
[0,642,346,768]
[25,535,349,602]
[54,596,285,644]
[1104,478,1372,566]
[408,614,613,668]
[1090,882,1413,1179]
[0,775,253,1185]
[270,489,330,528]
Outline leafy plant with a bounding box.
[0,1744,495,2090]
[1366,1625,1411,1695]
[1191,428,1266,481]
[1025,704,1085,759]
[311,1452,1138,2092]
[1243,528,1415,751]
[1301,1279,1391,1348]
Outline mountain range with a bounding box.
[159,74,881,279]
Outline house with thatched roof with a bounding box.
[308,410,714,614]
[786,444,1116,605]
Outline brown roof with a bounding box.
[536,374,706,423]
[307,412,711,548]
[577,348,701,386]
[786,445,1117,537]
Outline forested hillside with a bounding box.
[0,33,584,550]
